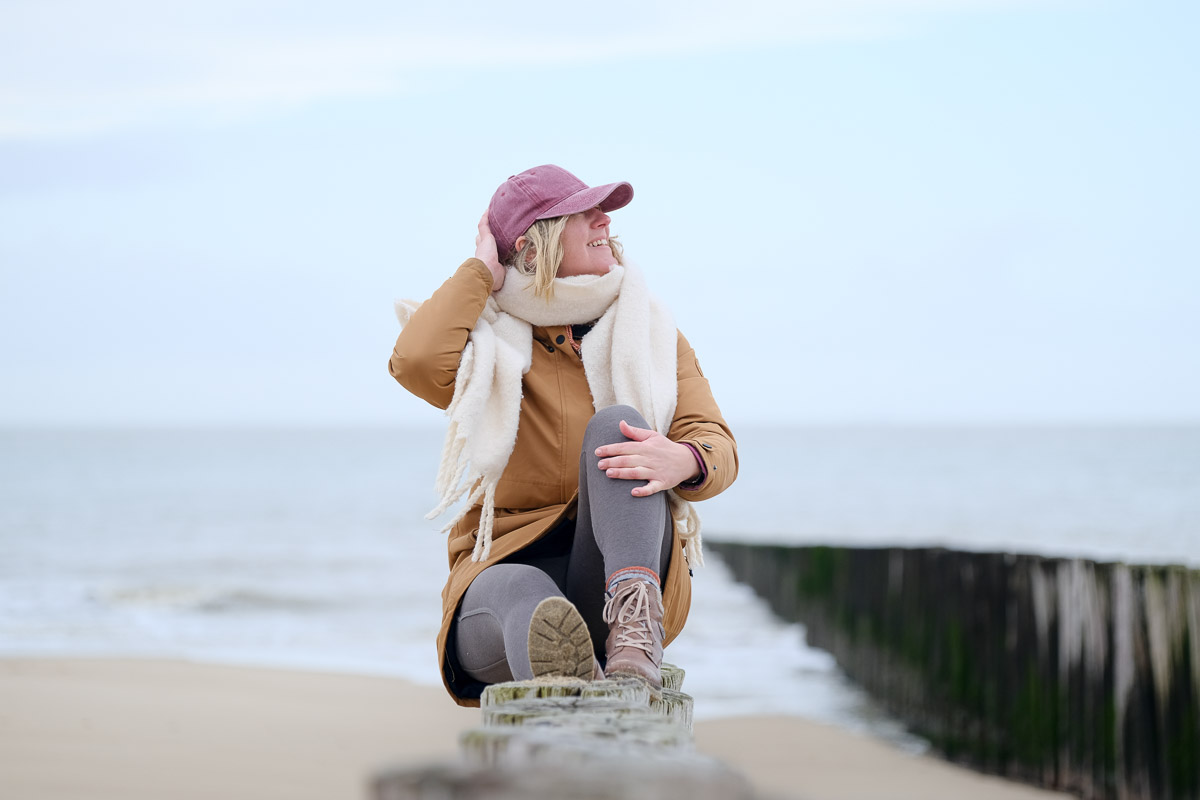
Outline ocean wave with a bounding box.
[94,585,333,614]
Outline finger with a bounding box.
[618,419,656,441]
[597,455,642,470]
[633,480,667,497]
[604,466,652,481]
[595,437,658,458]
[594,441,642,458]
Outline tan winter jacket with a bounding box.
[389,258,738,706]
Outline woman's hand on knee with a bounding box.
[594,419,701,497]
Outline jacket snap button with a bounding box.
[545,344,555,352]
[556,335,565,345]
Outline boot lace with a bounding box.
[602,580,655,655]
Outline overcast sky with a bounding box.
[1,0,1197,427]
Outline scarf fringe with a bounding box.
[425,419,471,520]
[670,493,704,568]
[472,482,498,562]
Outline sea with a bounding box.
[2,425,1197,749]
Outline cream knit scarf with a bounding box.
[395,263,702,566]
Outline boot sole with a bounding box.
[527,597,596,680]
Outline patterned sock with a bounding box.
[606,566,661,597]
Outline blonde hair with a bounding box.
[508,213,625,299]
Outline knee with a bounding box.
[467,563,560,606]
[586,404,648,445]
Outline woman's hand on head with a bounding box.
[474,211,506,292]
[594,420,701,497]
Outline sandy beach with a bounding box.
[0,658,1073,800]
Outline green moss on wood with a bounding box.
[709,541,1200,800]
[795,545,844,598]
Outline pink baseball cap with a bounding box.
[487,165,634,262]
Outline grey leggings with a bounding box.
[452,405,673,684]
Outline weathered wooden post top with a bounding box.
[371,664,756,800]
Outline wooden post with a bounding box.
[371,664,756,800]
[709,542,1200,800]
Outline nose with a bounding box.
[592,208,610,227]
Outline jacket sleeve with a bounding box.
[667,330,738,501]
[388,259,493,410]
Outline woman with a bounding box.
[389,165,737,706]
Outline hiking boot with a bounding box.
[527,596,602,680]
[602,578,665,694]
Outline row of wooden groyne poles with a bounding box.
[710,542,1200,800]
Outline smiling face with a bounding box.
[555,207,614,278]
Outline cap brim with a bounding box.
[537,181,633,220]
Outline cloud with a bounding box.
[1,0,1034,140]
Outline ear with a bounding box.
[514,235,537,266]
